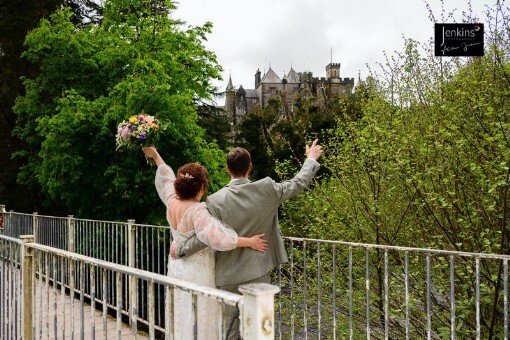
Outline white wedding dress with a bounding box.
[155,164,238,340]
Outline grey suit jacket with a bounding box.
[175,158,320,286]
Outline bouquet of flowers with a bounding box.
[116,113,160,151]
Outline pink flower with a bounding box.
[120,126,130,141]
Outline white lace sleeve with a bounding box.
[155,164,176,207]
[189,203,238,251]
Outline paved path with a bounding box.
[0,262,149,339]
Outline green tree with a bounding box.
[13,1,227,222]
[196,100,231,152]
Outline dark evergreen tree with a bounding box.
[0,0,102,212]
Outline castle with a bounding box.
[224,62,355,123]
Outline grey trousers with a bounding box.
[218,273,271,340]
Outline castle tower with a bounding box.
[326,62,342,95]
[255,69,261,89]
[325,63,341,81]
[225,75,236,120]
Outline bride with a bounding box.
[142,147,267,339]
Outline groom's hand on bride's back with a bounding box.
[306,139,323,161]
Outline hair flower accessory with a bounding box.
[179,173,194,179]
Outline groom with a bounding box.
[172,139,323,339]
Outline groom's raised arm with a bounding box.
[174,233,208,259]
[273,139,322,204]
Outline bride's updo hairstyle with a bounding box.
[174,163,209,200]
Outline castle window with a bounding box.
[269,87,276,94]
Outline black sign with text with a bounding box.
[435,23,484,57]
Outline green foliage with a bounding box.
[277,6,510,337]
[281,41,510,249]
[13,1,227,222]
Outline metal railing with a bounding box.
[1,209,172,332]
[0,233,280,339]
[276,237,510,339]
[0,235,22,340]
[2,205,509,339]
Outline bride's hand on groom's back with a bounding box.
[249,233,268,252]
[170,240,177,259]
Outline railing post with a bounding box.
[68,215,75,252]
[127,219,138,327]
[20,235,34,340]
[33,212,39,243]
[9,210,13,236]
[238,283,280,340]
[0,204,4,232]
[128,220,136,268]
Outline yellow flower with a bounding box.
[129,116,137,123]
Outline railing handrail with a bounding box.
[4,210,69,220]
[285,236,510,260]
[7,209,509,261]
[0,234,22,245]
[23,238,243,307]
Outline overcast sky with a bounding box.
[172,0,491,100]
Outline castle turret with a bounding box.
[225,75,236,120]
[255,69,261,89]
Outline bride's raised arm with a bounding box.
[155,164,176,207]
[143,147,176,207]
